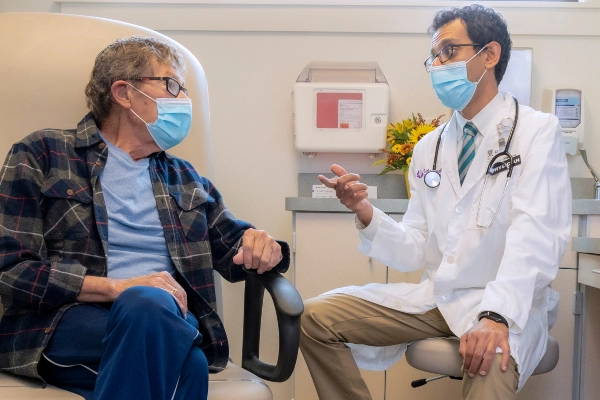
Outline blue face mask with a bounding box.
[129,84,192,151]
[429,46,488,111]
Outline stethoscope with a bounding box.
[424,96,519,189]
[424,96,519,228]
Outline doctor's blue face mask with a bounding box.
[429,45,488,112]
[128,83,193,151]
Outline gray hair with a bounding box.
[85,36,187,124]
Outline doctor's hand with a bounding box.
[319,164,373,226]
[459,318,510,378]
[233,228,282,274]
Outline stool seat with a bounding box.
[405,335,559,377]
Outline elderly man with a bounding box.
[0,37,288,400]
[300,4,571,400]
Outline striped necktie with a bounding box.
[458,122,477,185]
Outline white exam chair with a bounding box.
[0,12,303,400]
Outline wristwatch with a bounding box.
[478,311,509,328]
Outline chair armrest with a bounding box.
[241,269,304,382]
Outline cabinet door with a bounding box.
[581,259,600,400]
[293,212,387,400]
[561,216,580,270]
[294,212,387,299]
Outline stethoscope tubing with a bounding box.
[424,96,519,189]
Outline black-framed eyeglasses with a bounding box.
[128,77,188,97]
[424,43,483,72]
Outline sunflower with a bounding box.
[375,114,444,175]
[386,153,404,166]
[408,124,436,144]
[387,119,414,143]
[401,119,415,131]
[399,143,414,155]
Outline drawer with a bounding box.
[578,253,600,289]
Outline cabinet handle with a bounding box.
[592,269,600,274]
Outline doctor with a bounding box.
[300,4,571,400]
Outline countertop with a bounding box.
[285,197,600,215]
[572,237,600,255]
[286,175,600,214]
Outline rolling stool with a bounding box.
[405,336,559,388]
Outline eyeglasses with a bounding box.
[424,43,483,72]
[128,77,188,97]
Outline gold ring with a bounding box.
[171,288,177,296]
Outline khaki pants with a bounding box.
[300,293,519,400]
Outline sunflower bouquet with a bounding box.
[374,113,444,175]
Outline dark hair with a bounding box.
[428,4,512,84]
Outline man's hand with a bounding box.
[318,164,373,226]
[232,229,282,274]
[459,318,510,377]
[78,271,188,316]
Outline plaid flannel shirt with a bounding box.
[0,113,289,380]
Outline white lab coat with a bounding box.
[324,92,572,391]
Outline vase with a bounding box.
[404,172,411,199]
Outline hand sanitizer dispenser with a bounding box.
[542,88,584,155]
[293,62,389,154]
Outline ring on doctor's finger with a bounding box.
[171,288,178,296]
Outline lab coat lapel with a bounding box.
[460,94,512,194]
[440,114,461,196]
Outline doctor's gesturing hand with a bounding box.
[460,318,510,378]
[319,164,374,227]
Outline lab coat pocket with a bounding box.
[467,171,515,230]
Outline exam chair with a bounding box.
[0,12,303,400]
[405,335,559,388]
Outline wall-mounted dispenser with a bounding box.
[293,62,389,155]
[542,88,584,156]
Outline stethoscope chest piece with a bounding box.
[424,170,441,188]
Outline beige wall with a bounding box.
[0,0,59,12]
[2,1,600,399]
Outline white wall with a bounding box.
[3,1,600,399]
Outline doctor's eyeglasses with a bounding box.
[424,43,483,72]
[128,77,188,97]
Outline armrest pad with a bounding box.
[241,269,303,382]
